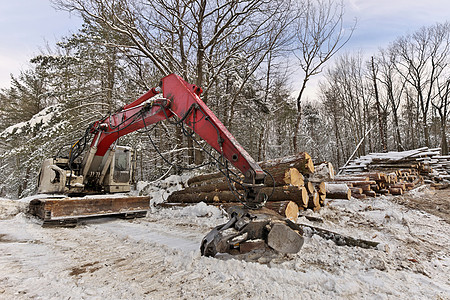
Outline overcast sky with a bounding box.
[1,0,449,95]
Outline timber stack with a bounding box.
[328,169,424,199]
[338,147,450,192]
[165,152,338,218]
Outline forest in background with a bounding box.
[0,0,449,198]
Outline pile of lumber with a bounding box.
[328,169,424,199]
[165,152,336,219]
[340,147,450,184]
[338,146,450,193]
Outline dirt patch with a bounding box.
[69,261,100,276]
[0,234,15,243]
[393,187,450,223]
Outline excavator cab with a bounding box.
[37,145,134,195]
[104,146,134,193]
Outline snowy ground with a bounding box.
[0,186,449,299]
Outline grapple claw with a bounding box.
[200,207,304,257]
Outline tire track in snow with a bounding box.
[88,219,202,253]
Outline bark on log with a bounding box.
[308,191,320,210]
[389,187,403,195]
[187,166,305,193]
[167,189,240,204]
[187,172,224,186]
[314,181,326,195]
[167,186,309,207]
[325,183,351,200]
[308,162,335,182]
[178,181,237,194]
[363,190,376,197]
[349,187,363,194]
[260,152,315,174]
[352,193,367,199]
[389,183,406,190]
[305,181,315,194]
[334,175,370,181]
[349,180,377,186]
[187,152,315,187]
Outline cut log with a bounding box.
[363,190,376,197]
[263,167,304,187]
[167,186,309,207]
[352,193,367,199]
[318,193,326,206]
[284,168,305,187]
[349,187,363,194]
[308,162,335,182]
[334,175,370,181]
[188,152,313,189]
[354,183,371,192]
[265,201,299,222]
[378,189,390,195]
[389,187,403,195]
[308,191,320,209]
[305,181,315,194]
[261,152,315,174]
[325,183,351,200]
[389,183,406,190]
[187,172,224,186]
[313,181,326,195]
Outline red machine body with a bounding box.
[86,74,265,203]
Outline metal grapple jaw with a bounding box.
[241,170,267,209]
[200,207,304,257]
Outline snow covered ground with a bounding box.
[0,186,449,299]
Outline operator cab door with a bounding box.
[104,146,133,193]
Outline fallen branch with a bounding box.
[298,223,379,249]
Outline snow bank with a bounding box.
[0,186,449,299]
[0,198,28,219]
[134,174,190,206]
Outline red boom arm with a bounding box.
[89,74,265,186]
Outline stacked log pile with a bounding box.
[336,146,449,194]
[340,147,449,181]
[329,169,424,199]
[165,152,336,216]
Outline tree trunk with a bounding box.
[371,57,387,152]
[441,123,449,155]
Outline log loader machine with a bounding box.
[31,74,304,256]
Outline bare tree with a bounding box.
[369,56,387,152]
[432,75,450,155]
[322,53,372,157]
[393,23,450,147]
[375,47,407,151]
[291,0,354,152]
[53,0,293,164]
